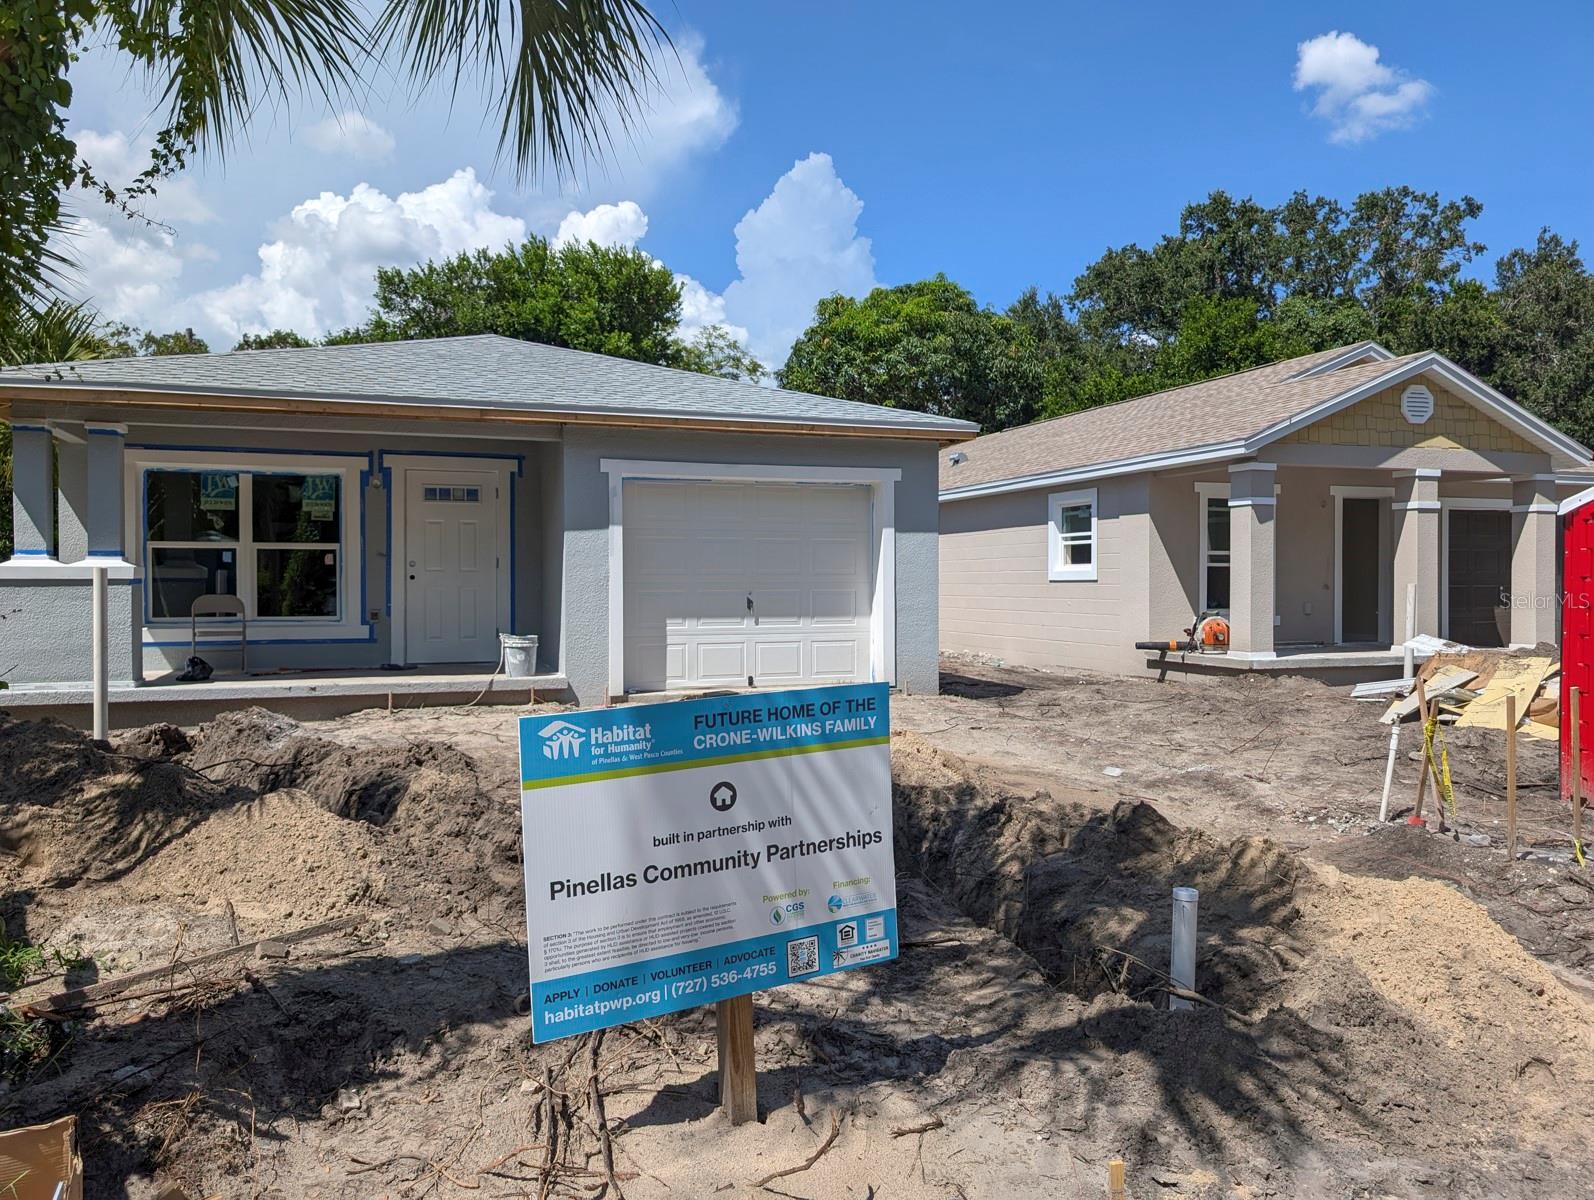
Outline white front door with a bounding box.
[623,480,873,692]
[404,469,502,663]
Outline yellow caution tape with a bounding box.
[1423,715,1457,820]
[1576,841,1587,869]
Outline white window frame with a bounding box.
[126,448,368,643]
[1047,488,1098,582]
[1195,483,1232,615]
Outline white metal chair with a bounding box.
[190,594,247,672]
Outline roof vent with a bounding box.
[1401,383,1435,425]
[948,451,968,467]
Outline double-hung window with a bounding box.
[1047,488,1098,581]
[145,470,343,621]
[1201,492,1231,612]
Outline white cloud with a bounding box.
[197,168,525,340]
[302,111,396,161]
[553,200,648,249]
[73,128,215,224]
[715,152,878,368]
[582,32,738,195]
[1294,31,1433,144]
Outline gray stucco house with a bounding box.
[0,335,974,710]
[939,342,1593,679]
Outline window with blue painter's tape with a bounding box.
[145,469,342,621]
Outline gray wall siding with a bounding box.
[556,426,943,706]
[939,475,1153,674]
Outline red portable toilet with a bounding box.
[1562,492,1594,802]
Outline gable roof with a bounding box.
[0,334,978,443]
[940,342,1591,497]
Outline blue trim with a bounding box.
[377,449,524,475]
[9,423,49,433]
[381,467,393,616]
[85,428,126,438]
[12,548,50,556]
[145,632,376,648]
[87,549,126,557]
[358,468,371,622]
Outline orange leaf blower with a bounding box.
[1136,612,1231,655]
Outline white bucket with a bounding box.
[500,632,539,679]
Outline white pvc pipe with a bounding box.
[1169,886,1199,1011]
[91,564,109,741]
[1402,582,1416,679]
[1378,725,1399,823]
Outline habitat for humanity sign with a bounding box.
[517,683,897,1042]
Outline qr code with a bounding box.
[786,936,820,977]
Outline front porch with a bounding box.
[1167,458,1560,662]
[1,664,571,730]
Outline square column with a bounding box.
[54,425,89,563]
[1392,468,1441,641]
[1228,461,1277,655]
[8,423,56,558]
[84,423,129,561]
[1510,474,1558,646]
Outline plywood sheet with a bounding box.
[1455,656,1555,730]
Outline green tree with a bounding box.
[138,328,209,356]
[1489,230,1594,444]
[356,236,686,365]
[675,325,764,382]
[1,0,667,304]
[234,329,314,351]
[779,276,1045,429]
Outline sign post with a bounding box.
[517,683,897,1124]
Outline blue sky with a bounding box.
[57,2,1594,365]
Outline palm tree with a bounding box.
[2,0,669,303]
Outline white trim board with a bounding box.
[1330,486,1395,644]
[598,458,900,698]
[386,453,517,667]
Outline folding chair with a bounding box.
[190,594,247,673]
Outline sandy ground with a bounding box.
[3,655,1593,1199]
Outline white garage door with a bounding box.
[623,480,873,692]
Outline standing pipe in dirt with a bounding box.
[1169,886,1199,1010]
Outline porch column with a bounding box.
[1510,474,1558,646]
[84,423,129,561]
[1392,468,1441,641]
[8,422,56,559]
[1228,461,1276,655]
[54,424,89,563]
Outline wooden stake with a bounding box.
[1108,1158,1127,1200]
[716,994,757,1126]
[1574,686,1584,862]
[1505,692,1518,861]
[1410,677,1431,825]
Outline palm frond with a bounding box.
[0,299,116,368]
[121,0,364,160]
[372,0,668,182]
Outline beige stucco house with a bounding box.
[939,342,1594,679]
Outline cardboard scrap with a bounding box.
[1455,656,1555,730]
[0,1114,83,1200]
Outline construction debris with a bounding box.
[1368,647,1561,739]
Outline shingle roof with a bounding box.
[0,334,978,440]
[939,343,1438,492]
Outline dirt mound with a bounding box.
[0,715,235,896]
